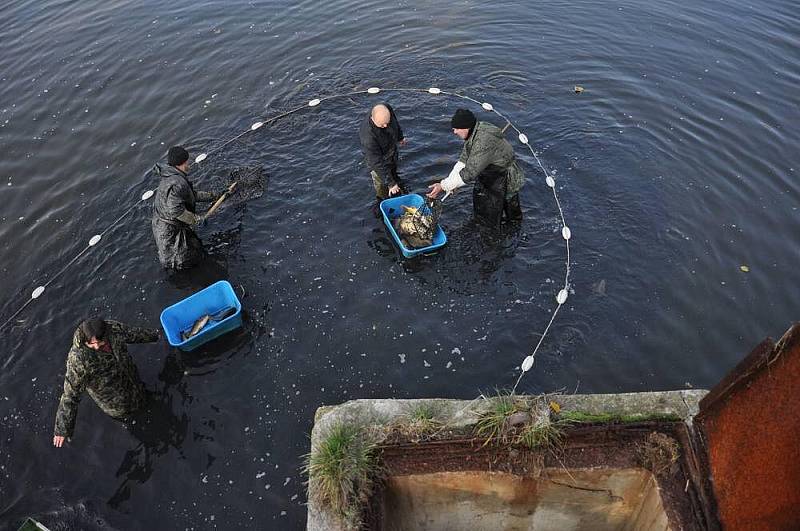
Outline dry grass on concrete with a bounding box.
[636,432,680,475]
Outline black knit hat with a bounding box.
[167,146,190,166]
[451,108,476,130]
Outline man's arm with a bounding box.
[456,139,493,185]
[195,190,219,202]
[53,353,87,444]
[163,185,204,225]
[115,322,160,344]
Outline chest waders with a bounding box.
[473,164,509,229]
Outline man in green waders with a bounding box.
[427,109,523,228]
[53,318,160,447]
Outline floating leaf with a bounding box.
[740,265,750,273]
[549,401,561,413]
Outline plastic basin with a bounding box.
[159,280,242,351]
[380,194,447,258]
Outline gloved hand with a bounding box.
[440,161,466,193]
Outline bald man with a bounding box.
[359,103,407,200]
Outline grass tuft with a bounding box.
[516,420,564,450]
[401,402,442,441]
[303,423,378,527]
[475,392,523,446]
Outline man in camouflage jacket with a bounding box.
[428,108,524,227]
[53,318,159,447]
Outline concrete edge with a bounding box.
[306,390,708,530]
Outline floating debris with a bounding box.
[574,85,585,94]
[592,279,607,295]
[739,265,750,273]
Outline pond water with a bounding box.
[1,0,798,529]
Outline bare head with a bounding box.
[371,105,391,128]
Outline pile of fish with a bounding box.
[181,306,237,341]
[393,205,435,249]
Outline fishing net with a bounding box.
[392,197,442,249]
[223,166,266,208]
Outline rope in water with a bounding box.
[0,86,571,391]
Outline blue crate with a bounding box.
[380,194,447,258]
[160,280,242,351]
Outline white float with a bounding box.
[556,289,568,305]
[89,235,102,246]
[521,355,535,372]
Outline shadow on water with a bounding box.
[373,217,524,281]
[162,245,230,292]
[106,352,188,510]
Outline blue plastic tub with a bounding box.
[160,280,242,351]
[380,194,447,258]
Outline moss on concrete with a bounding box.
[559,411,682,424]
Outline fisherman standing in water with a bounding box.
[359,103,407,200]
[53,318,160,447]
[427,109,524,228]
[151,146,226,270]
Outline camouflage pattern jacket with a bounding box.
[458,121,525,198]
[54,321,159,438]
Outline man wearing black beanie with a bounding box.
[428,108,524,227]
[151,145,222,269]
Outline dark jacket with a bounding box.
[359,104,404,186]
[54,321,159,438]
[151,163,216,269]
[458,121,524,198]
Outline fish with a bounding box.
[180,307,238,341]
[182,315,210,341]
[394,204,436,249]
[394,214,433,249]
[210,306,237,321]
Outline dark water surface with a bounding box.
[1,0,799,528]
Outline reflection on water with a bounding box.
[108,353,188,509]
